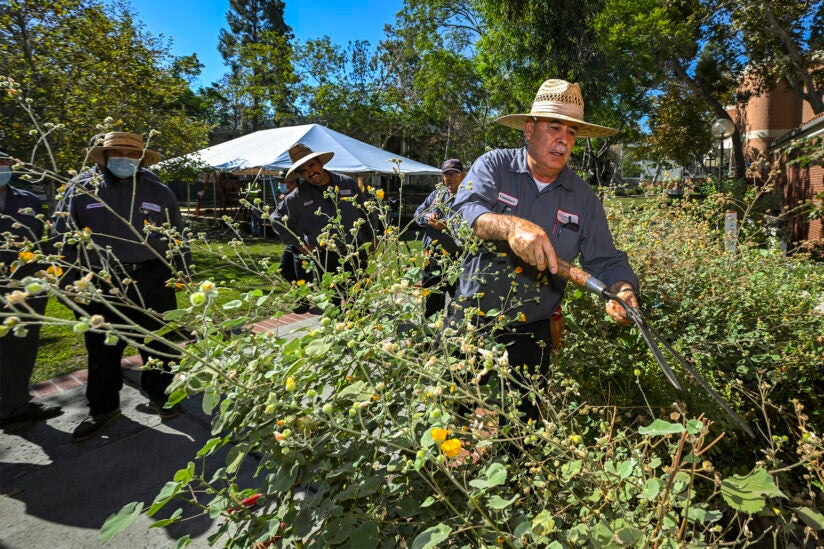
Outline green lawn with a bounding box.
[31,236,288,383]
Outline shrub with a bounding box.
[2,119,823,547]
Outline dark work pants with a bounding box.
[421,253,458,318]
[0,294,48,419]
[303,248,368,306]
[79,260,179,415]
[280,245,298,282]
[493,320,553,421]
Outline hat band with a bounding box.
[530,101,584,121]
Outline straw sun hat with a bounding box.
[87,132,162,166]
[285,143,334,181]
[496,79,618,138]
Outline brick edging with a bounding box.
[30,311,318,398]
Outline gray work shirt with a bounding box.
[272,172,373,249]
[0,184,46,282]
[53,167,190,271]
[451,147,638,325]
[414,187,460,255]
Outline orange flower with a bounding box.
[514,265,523,274]
[440,438,462,458]
[431,428,448,444]
[46,265,63,276]
[18,251,35,262]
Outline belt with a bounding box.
[112,259,161,274]
[119,262,146,273]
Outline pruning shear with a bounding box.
[556,258,755,438]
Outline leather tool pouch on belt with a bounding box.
[549,305,564,351]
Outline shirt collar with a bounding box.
[510,147,575,191]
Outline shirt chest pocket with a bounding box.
[138,202,166,233]
[551,222,580,258]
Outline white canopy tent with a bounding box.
[166,123,441,176]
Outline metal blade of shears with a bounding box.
[555,258,755,438]
[604,291,755,438]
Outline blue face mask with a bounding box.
[106,157,141,179]
[0,166,11,188]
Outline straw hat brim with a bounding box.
[285,151,334,181]
[88,146,162,167]
[497,113,618,138]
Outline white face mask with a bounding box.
[106,156,141,178]
[0,166,11,188]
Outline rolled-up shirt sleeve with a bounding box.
[451,152,502,228]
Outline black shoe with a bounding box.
[0,402,63,427]
[293,302,310,314]
[148,400,183,420]
[72,409,122,442]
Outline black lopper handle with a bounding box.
[553,258,755,438]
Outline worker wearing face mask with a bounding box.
[52,132,191,442]
[0,146,63,427]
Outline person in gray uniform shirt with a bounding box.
[0,146,63,427]
[53,132,190,442]
[449,79,640,421]
[414,158,466,319]
[272,144,375,307]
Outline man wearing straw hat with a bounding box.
[449,79,639,420]
[53,131,191,441]
[272,143,375,307]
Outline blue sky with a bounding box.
[130,0,405,87]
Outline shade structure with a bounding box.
[165,124,441,176]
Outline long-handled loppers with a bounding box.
[556,258,755,438]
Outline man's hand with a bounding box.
[507,219,558,273]
[605,282,639,325]
[473,213,558,273]
[427,213,446,230]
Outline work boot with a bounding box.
[148,400,183,420]
[0,402,63,427]
[72,409,122,442]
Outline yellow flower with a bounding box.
[285,376,296,392]
[296,279,306,286]
[375,189,385,200]
[18,251,35,262]
[440,438,462,458]
[431,428,448,444]
[45,265,63,276]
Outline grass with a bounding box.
[30,220,425,383]
[31,233,289,384]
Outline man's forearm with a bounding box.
[472,212,517,241]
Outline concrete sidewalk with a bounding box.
[0,312,319,549]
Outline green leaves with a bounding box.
[796,506,824,530]
[411,523,452,549]
[100,502,143,543]
[638,419,685,435]
[721,468,785,513]
[469,462,507,490]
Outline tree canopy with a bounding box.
[1,0,820,186]
[217,0,297,133]
[0,0,210,181]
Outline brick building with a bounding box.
[732,81,823,249]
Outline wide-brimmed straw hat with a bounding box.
[496,79,618,138]
[87,132,162,166]
[284,143,334,181]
